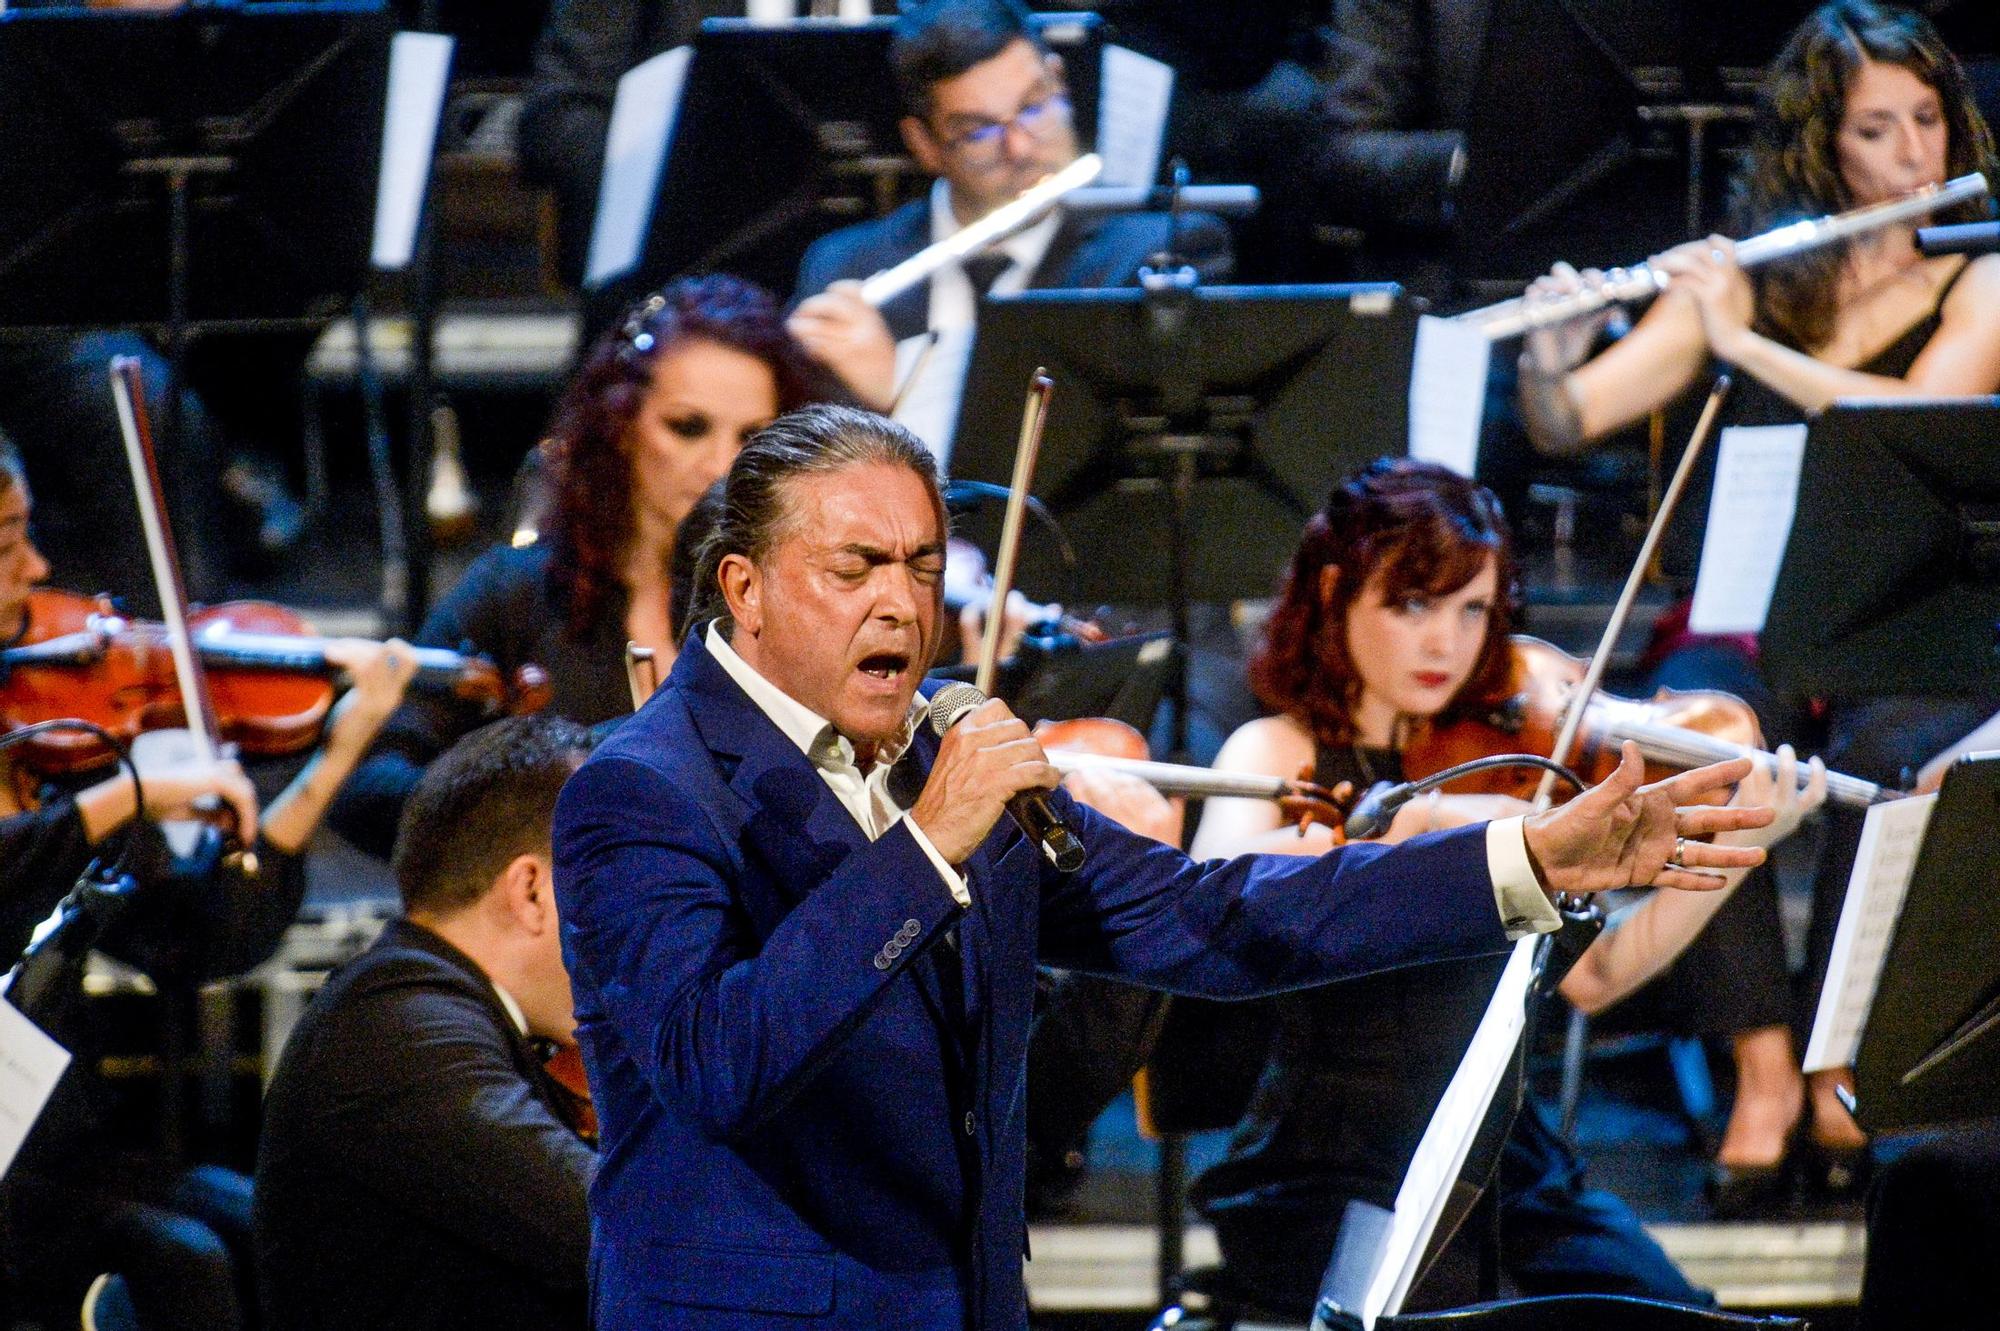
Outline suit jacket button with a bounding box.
[885,939,904,958]
[873,952,891,971]
[963,1111,976,1137]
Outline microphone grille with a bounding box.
[928,682,988,736]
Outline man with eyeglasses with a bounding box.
[786,0,1231,462]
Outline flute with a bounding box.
[856,153,1104,307]
[1457,172,1992,341]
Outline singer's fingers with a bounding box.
[1677,803,1774,835]
[1652,866,1735,892]
[1655,755,1754,804]
[1672,838,1765,871]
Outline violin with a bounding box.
[0,587,551,778]
[1404,635,1893,808]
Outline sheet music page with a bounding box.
[1406,315,1490,476]
[585,46,693,289]
[0,998,69,1180]
[1361,937,1535,1326]
[893,327,974,468]
[371,32,456,271]
[1804,792,1938,1072]
[1686,423,1809,634]
[1095,46,1174,189]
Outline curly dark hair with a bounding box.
[1733,1,1998,352]
[542,274,839,638]
[1248,458,1520,750]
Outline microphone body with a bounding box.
[1342,780,1413,842]
[928,683,1086,872]
[1916,221,2000,257]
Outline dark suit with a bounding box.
[253,920,596,1331]
[792,196,1234,341]
[552,630,1520,1330]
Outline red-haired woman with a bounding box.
[331,275,837,858]
[1183,459,1819,1313]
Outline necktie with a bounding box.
[961,252,1012,300]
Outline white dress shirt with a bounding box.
[706,623,970,906]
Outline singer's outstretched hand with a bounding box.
[1522,743,1773,894]
[911,697,1060,865]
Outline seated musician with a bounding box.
[330,274,842,858]
[254,715,599,1331]
[786,0,1233,437]
[1180,459,1820,1313]
[1518,0,2000,1194]
[0,435,417,1331]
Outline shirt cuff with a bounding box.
[1487,816,1561,939]
[900,813,971,908]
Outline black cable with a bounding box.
[0,719,145,879]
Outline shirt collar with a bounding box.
[927,175,1064,276]
[490,979,528,1037]
[704,621,929,771]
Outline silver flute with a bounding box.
[1456,172,1992,341]
[857,153,1104,307]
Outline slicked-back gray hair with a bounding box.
[688,405,945,634]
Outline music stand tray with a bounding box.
[1762,397,2000,700]
[0,2,393,332]
[948,283,1419,608]
[1853,753,2000,1132]
[624,12,1104,301]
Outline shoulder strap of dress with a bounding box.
[1934,254,1975,309]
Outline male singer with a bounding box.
[552,404,1770,1331]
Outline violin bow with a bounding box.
[110,356,257,864]
[108,356,225,768]
[973,369,1054,697]
[1530,374,1735,812]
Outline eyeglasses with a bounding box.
[934,90,1071,165]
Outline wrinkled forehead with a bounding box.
[769,461,945,559]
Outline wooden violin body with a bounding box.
[0,588,548,776]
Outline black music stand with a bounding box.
[0,1,394,592]
[595,12,1104,306]
[1850,753,2000,1131]
[1761,397,2000,699]
[929,628,1175,732]
[948,282,1418,750]
[1453,0,1693,282]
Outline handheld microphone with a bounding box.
[928,682,1086,872]
[1916,221,2000,257]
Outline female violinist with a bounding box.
[1517,0,2000,1189]
[331,275,843,858]
[1181,460,1819,1313]
[0,434,420,1331]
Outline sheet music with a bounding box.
[1804,792,1938,1073]
[585,46,693,289]
[1361,937,1535,1326]
[1406,315,1490,476]
[1687,423,1808,634]
[893,327,973,468]
[1095,45,1174,189]
[371,32,456,271]
[0,998,69,1180]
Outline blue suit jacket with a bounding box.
[552,633,1514,1330]
[793,197,1235,342]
